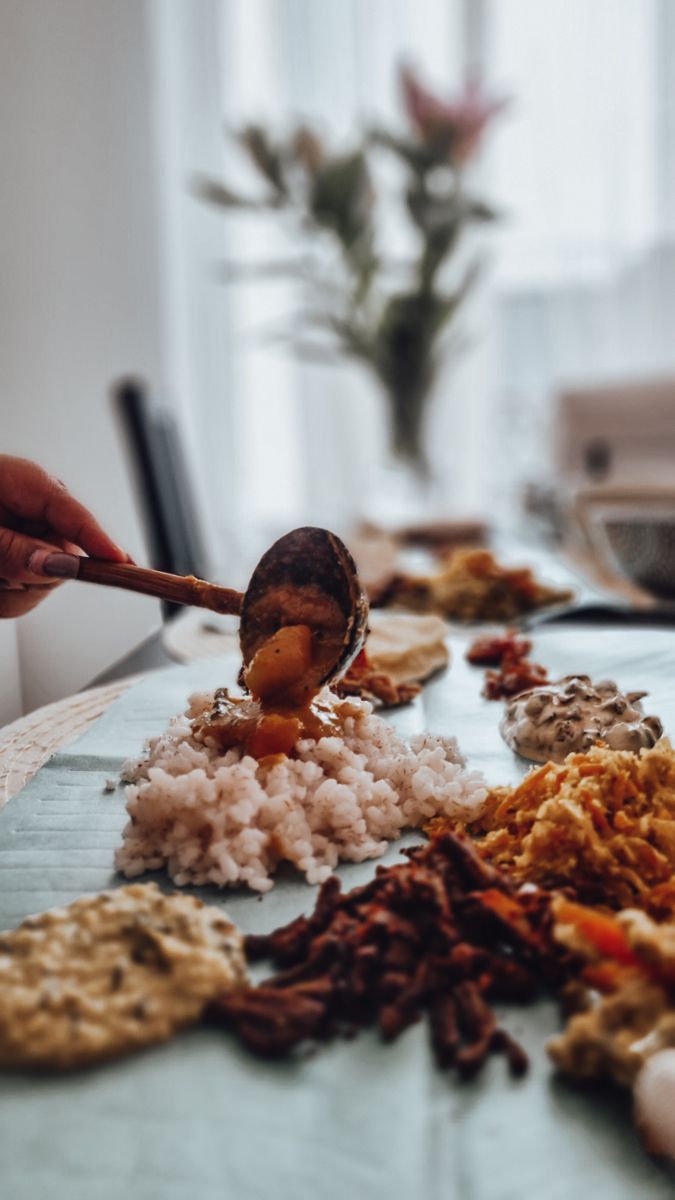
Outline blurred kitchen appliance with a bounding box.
[554,376,675,487]
[553,378,675,600]
[574,486,675,601]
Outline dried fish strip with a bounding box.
[213,832,563,1081]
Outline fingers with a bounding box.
[0,457,129,562]
[0,527,80,587]
[0,458,132,616]
[0,585,55,619]
[42,481,129,562]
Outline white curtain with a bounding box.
[151,0,486,579]
[488,0,660,289]
[483,0,675,509]
[216,0,482,565]
[150,0,675,566]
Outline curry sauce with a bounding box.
[192,625,359,761]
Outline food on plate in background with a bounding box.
[394,517,489,551]
[499,675,663,763]
[428,742,675,911]
[465,629,532,666]
[348,522,488,605]
[365,611,449,684]
[465,627,550,699]
[336,612,449,707]
[376,548,573,622]
[0,884,246,1070]
[214,831,565,1079]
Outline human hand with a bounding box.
[0,456,130,618]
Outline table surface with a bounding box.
[2,629,675,1199]
[90,627,174,686]
[0,680,131,808]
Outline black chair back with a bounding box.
[114,378,209,617]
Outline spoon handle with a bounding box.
[77,559,243,616]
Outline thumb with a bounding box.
[0,527,80,586]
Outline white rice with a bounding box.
[115,690,486,893]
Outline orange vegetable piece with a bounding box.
[247,713,302,759]
[582,961,638,992]
[554,898,640,967]
[245,625,313,704]
[477,888,545,948]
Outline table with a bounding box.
[2,626,675,1198]
[0,680,131,807]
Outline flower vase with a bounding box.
[365,440,441,532]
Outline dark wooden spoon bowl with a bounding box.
[239,526,369,688]
[76,526,368,689]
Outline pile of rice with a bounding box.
[116,690,486,892]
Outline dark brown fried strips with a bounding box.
[213,832,564,1081]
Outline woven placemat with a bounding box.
[0,679,132,808]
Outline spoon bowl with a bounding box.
[239,527,368,689]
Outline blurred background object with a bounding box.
[195,61,505,500]
[555,379,675,490]
[0,0,165,717]
[572,485,675,602]
[114,379,211,610]
[4,0,675,714]
[599,508,675,600]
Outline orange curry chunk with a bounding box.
[247,712,302,759]
[245,625,313,705]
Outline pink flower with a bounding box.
[400,65,508,164]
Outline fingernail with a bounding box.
[28,550,80,579]
[0,579,25,591]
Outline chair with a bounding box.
[113,378,210,618]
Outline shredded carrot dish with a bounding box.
[427,740,675,912]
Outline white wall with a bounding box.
[0,625,21,726]
[0,0,166,712]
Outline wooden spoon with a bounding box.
[76,559,243,615]
[77,526,368,686]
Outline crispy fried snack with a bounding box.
[335,647,421,708]
[0,884,246,1070]
[428,740,675,912]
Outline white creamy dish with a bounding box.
[499,674,663,764]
